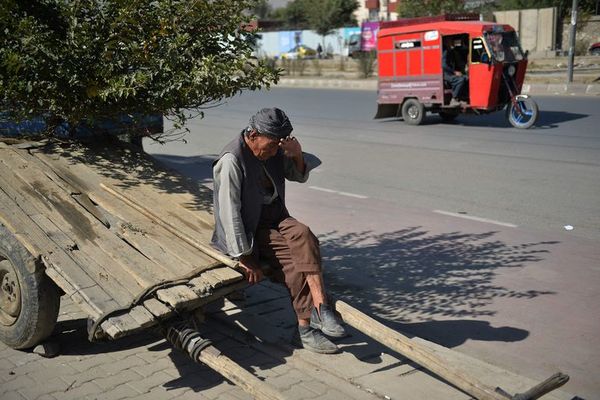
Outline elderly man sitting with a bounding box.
[211,107,346,354]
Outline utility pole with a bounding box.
[567,0,578,83]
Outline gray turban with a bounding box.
[249,107,293,139]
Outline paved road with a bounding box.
[146,88,600,399]
[148,88,600,242]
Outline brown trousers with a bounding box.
[255,198,322,319]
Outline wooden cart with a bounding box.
[0,139,570,400]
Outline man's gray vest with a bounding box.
[211,132,286,254]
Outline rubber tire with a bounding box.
[591,48,600,56]
[506,96,539,129]
[401,99,425,125]
[0,225,60,349]
[439,111,459,122]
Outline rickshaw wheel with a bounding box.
[507,95,539,129]
[401,99,425,125]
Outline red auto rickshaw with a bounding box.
[374,14,538,129]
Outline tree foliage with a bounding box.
[272,0,358,31]
[396,0,466,18]
[253,0,272,19]
[0,0,279,136]
[303,0,359,37]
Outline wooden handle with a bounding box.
[199,346,286,400]
[334,299,508,400]
[511,372,569,400]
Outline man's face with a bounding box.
[247,131,280,160]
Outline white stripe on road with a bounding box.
[309,186,368,199]
[433,210,518,228]
[338,191,369,199]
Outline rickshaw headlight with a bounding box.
[507,65,516,77]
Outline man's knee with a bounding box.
[283,220,318,243]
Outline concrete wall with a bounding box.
[561,15,600,53]
[494,7,557,56]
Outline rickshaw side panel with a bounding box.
[377,27,445,109]
[469,63,502,109]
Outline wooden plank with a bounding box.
[209,266,243,286]
[334,300,512,400]
[32,145,215,230]
[102,279,248,339]
[30,148,219,275]
[0,149,175,287]
[30,214,135,306]
[188,267,243,296]
[143,298,174,319]
[100,183,236,269]
[116,226,198,274]
[128,305,156,328]
[197,346,285,400]
[156,285,199,309]
[100,313,142,339]
[0,187,114,319]
[0,161,143,303]
[119,226,220,273]
[101,306,157,340]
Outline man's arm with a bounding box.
[214,154,262,283]
[280,137,322,182]
[442,49,456,76]
[213,153,251,257]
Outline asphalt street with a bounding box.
[145,88,600,399]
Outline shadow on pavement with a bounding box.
[51,318,161,356]
[378,109,587,129]
[151,153,217,184]
[393,319,529,348]
[319,227,557,344]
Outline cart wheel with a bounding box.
[439,111,459,122]
[507,95,539,129]
[401,99,425,125]
[0,225,60,349]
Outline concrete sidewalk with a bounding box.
[277,77,600,96]
[0,281,579,400]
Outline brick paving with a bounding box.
[0,281,576,400]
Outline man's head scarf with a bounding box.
[249,108,293,139]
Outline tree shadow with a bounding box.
[318,227,558,322]
[150,153,217,185]
[37,140,214,214]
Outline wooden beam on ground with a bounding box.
[198,346,285,400]
[334,300,568,400]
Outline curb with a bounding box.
[278,78,600,96]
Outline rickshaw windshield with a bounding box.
[485,31,524,62]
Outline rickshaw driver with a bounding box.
[211,107,347,354]
[442,36,468,106]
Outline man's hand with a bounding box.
[454,71,463,76]
[280,136,305,172]
[279,136,302,158]
[238,255,263,284]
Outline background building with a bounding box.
[354,0,399,23]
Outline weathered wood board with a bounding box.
[0,140,242,339]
